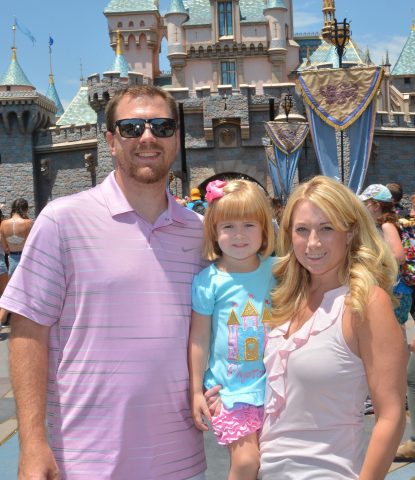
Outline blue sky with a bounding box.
[0,0,413,108]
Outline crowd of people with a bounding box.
[1,84,414,479]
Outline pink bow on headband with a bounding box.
[205,180,227,203]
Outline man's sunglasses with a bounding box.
[114,118,177,139]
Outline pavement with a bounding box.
[1,323,415,480]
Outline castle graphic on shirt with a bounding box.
[227,295,272,362]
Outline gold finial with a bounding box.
[116,30,123,56]
[49,73,55,85]
[11,46,17,61]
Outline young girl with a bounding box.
[189,179,276,480]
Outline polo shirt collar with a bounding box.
[100,171,187,225]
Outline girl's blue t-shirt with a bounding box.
[192,256,276,409]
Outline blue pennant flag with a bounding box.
[49,36,54,47]
[15,17,36,45]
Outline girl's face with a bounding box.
[364,200,380,220]
[291,200,352,287]
[216,219,263,271]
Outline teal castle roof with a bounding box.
[392,26,415,75]
[56,85,96,126]
[104,0,157,13]
[298,38,366,70]
[167,0,187,15]
[265,0,287,9]
[45,75,64,117]
[183,0,267,26]
[0,48,33,87]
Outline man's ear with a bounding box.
[106,131,115,155]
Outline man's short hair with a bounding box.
[105,85,179,133]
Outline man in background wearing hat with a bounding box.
[187,187,207,214]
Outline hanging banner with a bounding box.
[297,66,383,130]
[264,122,309,202]
[264,122,309,155]
[297,66,383,192]
[265,146,283,199]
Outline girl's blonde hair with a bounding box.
[271,175,398,326]
[203,179,275,261]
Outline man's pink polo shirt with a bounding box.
[1,172,207,479]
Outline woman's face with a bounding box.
[291,200,352,285]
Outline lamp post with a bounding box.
[330,18,350,68]
[330,18,350,183]
[282,94,293,122]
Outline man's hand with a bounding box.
[19,441,60,479]
[204,384,222,417]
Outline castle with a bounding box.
[0,0,415,215]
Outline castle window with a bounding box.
[129,21,134,28]
[221,61,236,87]
[140,20,145,27]
[117,22,123,28]
[404,77,411,85]
[218,1,233,37]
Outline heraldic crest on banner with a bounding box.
[297,66,383,130]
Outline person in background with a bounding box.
[189,179,276,480]
[259,176,407,479]
[395,192,415,461]
[0,198,33,277]
[0,86,207,479]
[387,182,409,218]
[187,187,208,215]
[359,184,411,326]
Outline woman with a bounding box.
[259,176,407,479]
[0,198,33,276]
[360,184,411,326]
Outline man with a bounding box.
[1,86,208,479]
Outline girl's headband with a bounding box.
[205,180,227,203]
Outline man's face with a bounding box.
[106,94,179,185]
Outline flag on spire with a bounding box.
[14,17,36,45]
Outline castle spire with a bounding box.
[106,31,129,78]
[322,0,336,43]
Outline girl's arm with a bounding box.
[358,287,408,480]
[188,311,212,431]
[382,222,405,264]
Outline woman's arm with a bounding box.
[358,287,408,480]
[382,222,405,264]
[188,311,212,431]
[0,222,9,254]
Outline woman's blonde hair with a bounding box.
[203,179,275,261]
[271,175,398,326]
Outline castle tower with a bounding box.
[263,0,289,83]
[321,0,336,42]
[45,37,64,117]
[165,0,189,87]
[104,0,164,82]
[0,40,57,213]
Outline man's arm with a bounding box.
[10,314,60,479]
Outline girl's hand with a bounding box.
[191,393,211,431]
[204,384,222,417]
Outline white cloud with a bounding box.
[354,34,407,68]
[294,11,322,32]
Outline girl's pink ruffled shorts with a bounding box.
[211,402,264,446]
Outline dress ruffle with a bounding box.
[211,403,264,446]
[264,286,349,417]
